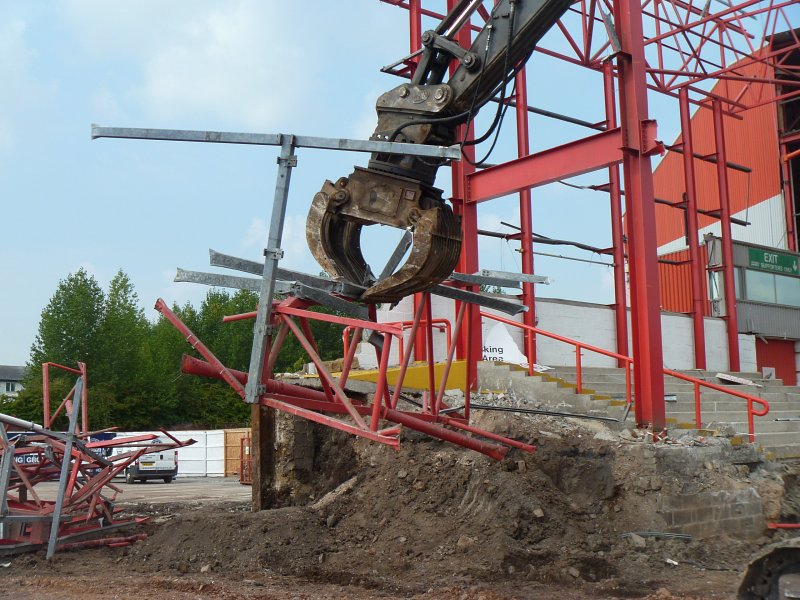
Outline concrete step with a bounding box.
[749,431,800,448]
[763,444,800,460]
[548,367,785,388]
[549,376,796,401]
[666,410,800,423]
[478,362,626,420]
[726,420,800,433]
[541,364,800,460]
[666,398,800,419]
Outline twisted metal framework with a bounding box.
[0,363,195,557]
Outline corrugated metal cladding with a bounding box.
[657,248,710,314]
[738,302,800,338]
[652,60,782,249]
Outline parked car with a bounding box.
[125,438,178,483]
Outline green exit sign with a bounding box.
[748,248,800,275]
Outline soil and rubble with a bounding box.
[2,404,800,599]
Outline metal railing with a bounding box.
[342,318,452,366]
[481,312,770,442]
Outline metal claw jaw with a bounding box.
[306,166,462,304]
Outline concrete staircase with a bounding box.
[477,362,800,459]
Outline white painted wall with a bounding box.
[356,296,756,373]
[118,430,226,477]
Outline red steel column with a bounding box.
[614,0,666,430]
[781,141,797,252]
[450,0,481,387]
[408,0,422,55]
[603,61,629,366]
[408,1,427,361]
[712,99,741,371]
[79,362,88,435]
[515,67,537,364]
[679,88,707,370]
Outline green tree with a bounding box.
[29,268,105,369]
[145,302,201,427]
[97,270,151,392]
[13,269,355,431]
[14,269,106,425]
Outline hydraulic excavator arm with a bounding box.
[306,0,573,303]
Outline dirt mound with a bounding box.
[119,413,757,597]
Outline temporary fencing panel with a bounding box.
[120,430,233,477]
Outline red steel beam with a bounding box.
[781,141,797,252]
[679,87,707,369]
[615,0,666,430]
[515,66,537,366]
[408,2,427,363]
[603,61,630,366]
[155,298,246,397]
[466,128,623,203]
[449,0,481,388]
[712,99,741,371]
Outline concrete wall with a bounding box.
[657,489,765,538]
[357,296,757,372]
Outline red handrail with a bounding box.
[342,318,452,366]
[481,312,770,442]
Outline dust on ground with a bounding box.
[0,412,788,599]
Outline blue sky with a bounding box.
[0,0,703,365]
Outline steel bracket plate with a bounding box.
[640,119,663,156]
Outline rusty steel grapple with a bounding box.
[307,167,462,304]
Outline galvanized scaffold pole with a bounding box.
[46,376,83,559]
[247,135,296,511]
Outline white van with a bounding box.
[125,438,179,484]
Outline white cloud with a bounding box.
[158,268,207,310]
[351,88,383,140]
[478,208,521,234]
[90,89,122,122]
[0,17,37,153]
[242,214,315,273]
[60,1,314,130]
[0,17,30,79]
[140,4,311,129]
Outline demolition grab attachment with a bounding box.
[307,0,572,303]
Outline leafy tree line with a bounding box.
[5,269,345,431]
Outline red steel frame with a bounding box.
[678,87,706,370]
[342,318,452,367]
[381,0,800,431]
[156,297,535,461]
[43,362,88,435]
[712,98,741,372]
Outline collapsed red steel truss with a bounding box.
[0,363,194,557]
[381,0,800,432]
[155,296,535,462]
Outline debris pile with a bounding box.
[115,413,774,597]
